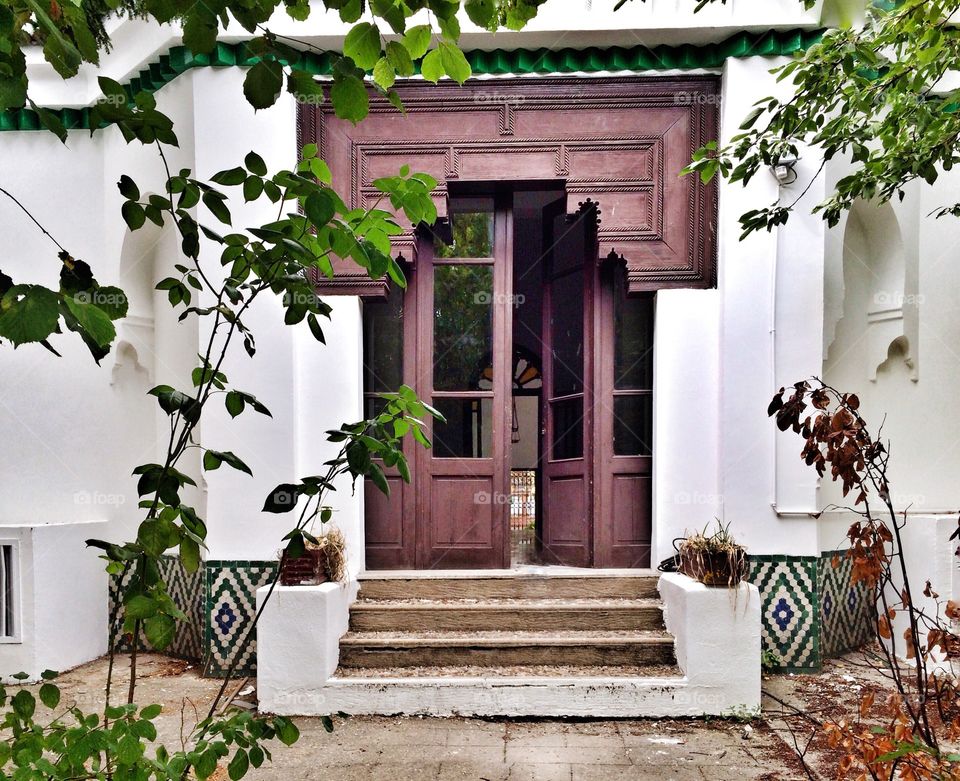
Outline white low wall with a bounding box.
[256,579,358,714]
[887,514,958,671]
[0,520,109,682]
[659,572,762,716]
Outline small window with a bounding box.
[0,542,20,642]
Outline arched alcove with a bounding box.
[825,199,918,382]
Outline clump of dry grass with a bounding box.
[314,527,347,583]
[679,521,748,587]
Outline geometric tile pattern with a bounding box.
[749,556,821,671]
[818,551,876,658]
[203,560,278,678]
[108,555,205,660]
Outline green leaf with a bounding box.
[121,201,146,230]
[373,57,396,89]
[194,748,218,779]
[263,484,299,513]
[403,25,432,59]
[38,683,60,710]
[181,536,201,573]
[125,594,159,620]
[202,192,232,225]
[143,613,176,650]
[140,703,163,719]
[274,716,300,745]
[385,41,415,77]
[331,73,369,124]
[225,391,245,418]
[243,59,284,111]
[304,190,336,227]
[228,748,249,780]
[465,0,496,28]
[11,690,35,720]
[420,48,445,83]
[0,285,60,346]
[118,175,140,200]
[439,41,471,84]
[63,296,116,348]
[211,167,247,186]
[343,22,381,70]
[244,151,268,176]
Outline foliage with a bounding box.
[0,0,547,357]
[0,668,307,780]
[685,0,960,238]
[770,380,960,780]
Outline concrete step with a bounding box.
[338,630,676,669]
[349,598,665,632]
[357,572,660,601]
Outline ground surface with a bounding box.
[30,653,895,780]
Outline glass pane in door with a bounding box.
[550,269,584,397]
[433,265,494,391]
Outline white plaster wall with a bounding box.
[653,288,721,563]
[32,521,109,676]
[186,67,301,561]
[711,56,823,558]
[0,521,107,681]
[821,168,960,527]
[294,298,365,576]
[660,572,761,715]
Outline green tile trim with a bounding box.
[1,28,822,133]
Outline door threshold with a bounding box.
[359,566,660,579]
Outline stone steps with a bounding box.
[356,571,660,601]
[348,598,665,632]
[338,629,676,668]
[340,572,676,673]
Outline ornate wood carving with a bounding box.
[300,76,718,297]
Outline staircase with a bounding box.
[257,569,763,718]
[338,572,677,673]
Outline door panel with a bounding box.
[363,284,417,569]
[595,268,653,568]
[417,205,512,569]
[540,204,597,567]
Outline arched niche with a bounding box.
[112,220,163,384]
[825,199,918,382]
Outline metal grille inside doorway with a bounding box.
[510,470,536,565]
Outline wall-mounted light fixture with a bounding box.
[771,154,799,185]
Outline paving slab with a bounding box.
[18,653,840,780]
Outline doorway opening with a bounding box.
[361,181,653,571]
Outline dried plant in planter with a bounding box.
[279,526,347,586]
[678,521,748,587]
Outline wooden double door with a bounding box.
[363,189,653,570]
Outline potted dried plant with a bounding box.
[279,527,347,586]
[678,521,748,587]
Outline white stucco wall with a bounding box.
[0,520,108,681]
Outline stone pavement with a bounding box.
[255,715,788,780]
[39,655,811,780]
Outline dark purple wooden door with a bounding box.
[416,203,512,568]
[539,204,598,567]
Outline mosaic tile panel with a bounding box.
[109,555,205,660]
[749,556,820,671]
[818,551,876,658]
[204,560,278,677]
